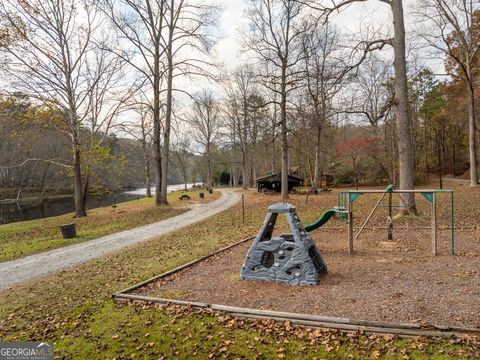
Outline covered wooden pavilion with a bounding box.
[256,172,304,193]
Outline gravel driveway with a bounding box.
[0,189,240,292]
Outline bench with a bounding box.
[179,194,190,200]
[293,188,333,194]
[260,189,276,194]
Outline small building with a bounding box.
[320,172,335,187]
[256,172,304,193]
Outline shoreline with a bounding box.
[1,183,204,204]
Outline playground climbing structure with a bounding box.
[240,203,328,286]
[240,185,455,288]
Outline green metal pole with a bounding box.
[348,192,353,255]
[388,192,393,240]
[451,191,455,256]
[432,192,437,256]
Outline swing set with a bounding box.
[335,185,455,256]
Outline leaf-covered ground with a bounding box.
[0,184,479,359]
[0,189,217,261]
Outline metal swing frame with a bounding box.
[336,187,455,256]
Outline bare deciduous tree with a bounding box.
[171,136,192,190]
[223,65,256,189]
[341,55,395,181]
[100,0,217,204]
[0,0,124,217]
[161,0,217,201]
[416,0,480,186]
[244,0,313,199]
[307,0,417,213]
[100,0,167,205]
[301,22,347,190]
[120,103,154,197]
[346,55,394,127]
[188,89,222,187]
[82,43,131,205]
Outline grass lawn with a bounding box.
[0,189,218,262]
[0,185,478,359]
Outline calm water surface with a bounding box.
[0,183,199,225]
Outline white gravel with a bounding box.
[0,189,240,292]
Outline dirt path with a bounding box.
[0,189,240,292]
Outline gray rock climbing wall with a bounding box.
[240,202,327,286]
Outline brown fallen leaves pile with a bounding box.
[127,301,480,359]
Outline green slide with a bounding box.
[305,208,338,232]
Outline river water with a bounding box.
[0,183,200,225]
[125,183,198,196]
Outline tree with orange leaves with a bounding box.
[336,135,378,190]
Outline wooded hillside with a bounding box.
[0,0,478,215]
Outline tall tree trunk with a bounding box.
[424,111,429,181]
[452,143,456,178]
[73,144,86,217]
[152,44,163,205]
[153,100,162,205]
[183,166,188,190]
[243,96,249,189]
[144,149,152,198]
[391,0,416,213]
[207,143,212,188]
[81,175,89,211]
[69,88,86,216]
[232,130,237,186]
[300,112,314,189]
[40,162,51,198]
[466,66,479,186]
[271,103,277,173]
[251,121,258,187]
[306,149,314,189]
[242,150,247,190]
[251,155,257,187]
[436,129,443,189]
[312,123,322,191]
[391,115,397,186]
[280,64,289,199]
[160,0,175,204]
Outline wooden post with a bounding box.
[242,194,245,223]
[432,192,437,256]
[348,192,353,255]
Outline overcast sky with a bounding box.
[215,0,442,72]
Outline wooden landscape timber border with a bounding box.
[113,235,480,339]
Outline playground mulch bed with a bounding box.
[135,228,480,329]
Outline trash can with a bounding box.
[199,192,205,199]
[208,189,213,194]
[60,223,77,239]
